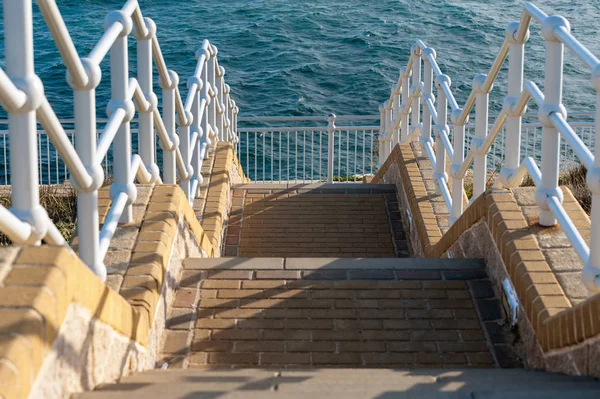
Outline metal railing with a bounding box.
[0,0,238,280]
[0,113,592,185]
[237,115,379,183]
[379,2,600,294]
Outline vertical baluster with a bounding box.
[354,130,358,179]
[207,49,218,145]
[421,48,435,151]
[400,67,410,142]
[538,16,569,226]
[450,116,467,224]
[224,84,232,143]
[378,104,385,166]
[392,84,400,145]
[433,75,450,195]
[327,114,336,183]
[216,64,225,142]
[189,73,202,198]
[161,70,178,184]
[345,129,349,181]
[108,11,135,224]
[500,22,529,187]
[472,74,489,199]
[135,17,160,183]
[410,44,422,142]
[585,46,600,295]
[3,0,53,244]
[199,47,211,165]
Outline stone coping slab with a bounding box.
[234,183,396,192]
[182,257,485,270]
[284,258,486,270]
[184,257,284,270]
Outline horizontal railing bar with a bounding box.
[238,115,380,122]
[237,126,380,133]
[0,112,593,127]
[555,25,600,71]
[36,0,89,88]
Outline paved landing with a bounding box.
[76,369,600,398]
[225,184,407,258]
[157,258,518,369]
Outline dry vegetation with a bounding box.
[0,185,77,245]
[464,163,591,215]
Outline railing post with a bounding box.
[224,84,232,142]
[135,17,160,183]
[178,112,193,202]
[499,21,529,187]
[420,48,435,149]
[232,101,239,144]
[472,74,490,200]
[384,101,392,159]
[189,81,202,197]
[327,113,336,183]
[392,84,400,145]
[537,16,569,226]
[433,75,450,195]
[378,104,385,166]
[217,65,226,142]
[160,70,179,184]
[68,60,104,278]
[208,46,219,144]
[586,66,600,294]
[450,108,467,224]
[3,0,48,244]
[201,51,212,159]
[107,11,135,224]
[400,67,410,142]
[410,44,422,141]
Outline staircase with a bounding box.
[75,183,600,397]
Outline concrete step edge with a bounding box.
[183,257,486,271]
[233,183,396,193]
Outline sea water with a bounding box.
[0,0,598,181]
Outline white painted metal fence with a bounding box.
[0,113,591,185]
[237,115,379,183]
[0,0,238,280]
[378,2,600,294]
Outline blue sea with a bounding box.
[0,1,599,182]
[1,0,599,117]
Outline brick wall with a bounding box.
[373,142,600,378]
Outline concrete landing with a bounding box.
[76,368,600,398]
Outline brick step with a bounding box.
[183,257,486,271]
[155,257,522,370]
[234,183,397,194]
[76,369,600,398]
[228,184,407,258]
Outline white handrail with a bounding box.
[0,0,239,281]
[380,2,600,295]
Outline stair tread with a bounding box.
[183,257,486,270]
